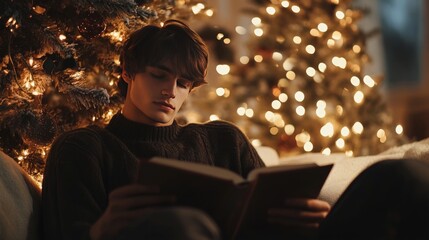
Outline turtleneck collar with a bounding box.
[106,113,181,142]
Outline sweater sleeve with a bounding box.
[42,129,107,240]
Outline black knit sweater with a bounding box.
[42,113,265,240]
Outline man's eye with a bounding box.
[150,73,165,79]
[178,80,192,89]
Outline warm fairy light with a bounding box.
[254,55,263,62]
[350,76,360,86]
[327,39,336,48]
[237,107,246,116]
[281,1,290,8]
[270,127,279,135]
[332,31,342,41]
[335,106,343,117]
[216,64,230,75]
[336,11,345,19]
[291,5,300,13]
[377,129,386,139]
[296,106,305,116]
[254,28,264,36]
[305,45,315,54]
[223,38,231,44]
[318,63,327,72]
[265,111,275,121]
[336,138,345,149]
[284,124,295,135]
[353,45,361,53]
[235,26,247,35]
[293,36,302,44]
[92,116,96,121]
[320,122,334,137]
[271,100,281,110]
[296,132,310,145]
[352,122,364,134]
[363,75,376,87]
[223,88,230,98]
[295,91,305,102]
[109,80,114,86]
[274,117,285,128]
[216,33,224,40]
[205,9,214,16]
[240,56,249,64]
[272,52,283,61]
[316,108,326,118]
[283,58,294,70]
[286,71,296,80]
[32,91,42,96]
[251,139,262,147]
[322,148,331,155]
[310,29,321,37]
[396,125,404,134]
[245,109,254,118]
[318,23,328,32]
[191,3,205,14]
[210,114,220,121]
[59,34,66,41]
[354,91,364,104]
[346,151,354,157]
[29,57,34,67]
[306,67,316,77]
[251,17,262,26]
[216,88,225,96]
[317,100,326,108]
[303,142,313,152]
[332,57,347,69]
[331,0,339,4]
[278,78,288,87]
[266,6,276,15]
[279,93,288,102]
[108,30,123,42]
[341,127,350,137]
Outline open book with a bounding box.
[137,157,333,240]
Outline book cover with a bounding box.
[137,157,333,239]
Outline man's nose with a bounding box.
[160,78,177,99]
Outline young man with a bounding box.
[42,19,330,240]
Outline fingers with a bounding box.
[268,208,328,222]
[108,184,175,211]
[284,198,331,212]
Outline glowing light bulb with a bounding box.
[216,64,230,75]
[318,23,328,32]
[266,6,276,15]
[240,56,249,64]
[235,26,247,35]
[284,124,295,135]
[251,17,262,26]
[354,91,364,104]
[295,91,305,102]
[305,45,316,54]
[271,100,281,110]
[396,125,404,134]
[304,142,313,152]
[350,76,360,86]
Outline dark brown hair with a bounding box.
[119,19,209,96]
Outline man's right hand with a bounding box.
[89,184,175,240]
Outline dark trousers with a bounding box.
[320,159,429,240]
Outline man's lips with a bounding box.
[154,101,175,110]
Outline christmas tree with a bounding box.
[0,0,211,183]
[182,0,407,157]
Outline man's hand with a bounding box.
[90,184,175,240]
[267,198,331,238]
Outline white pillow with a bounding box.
[0,151,41,240]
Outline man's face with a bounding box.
[122,62,192,126]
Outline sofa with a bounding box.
[2,138,429,240]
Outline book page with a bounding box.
[148,157,246,184]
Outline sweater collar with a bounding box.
[106,113,181,142]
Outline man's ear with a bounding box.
[122,71,132,84]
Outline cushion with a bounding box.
[0,151,41,240]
